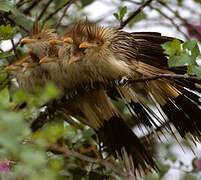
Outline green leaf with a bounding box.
[0,87,9,108]
[172,39,181,54]
[157,162,170,178]
[191,65,201,77]
[0,51,13,59]
[162,41,174,56]
[80,0,94,7]
[183,40,200,58]
[0,24,16,40]
[168,55,192,67]
[183,40,198,51]
[0,0,13,12]
[113,13,119,20]
[119,6,127,20]
[162,39,182,56]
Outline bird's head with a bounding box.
[67,21,115,64]
[4,56,31,73]
[20,20,57,58]
[39,45,59,64]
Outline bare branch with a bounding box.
[37,0,54,21]
[55,0,77,29]
[149,5,189,39]
[119,0,154,29]
[42,0,77,24]
[157,0,201,39]
[11,39,18,58]
[49,144,135,180]
[23,0,41,15]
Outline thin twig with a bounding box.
[127,74,201,84]
[119,0,154,29]
[37,0,54,21]
[149,5,189,39]
[23,0,41,15]
[49,144,135,180]
[42,0,76,24]
[55,0,77,29]
[11,39,18,58]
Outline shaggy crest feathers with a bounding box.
[71,21,116,45]
[29,19,57,41]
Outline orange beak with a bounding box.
[27,49,32,55]
[63,37,73,44]
[20,37,37,44]
[79,42,94,48]
[5,65,15,71]
[39,56,58,64]
[49,39,63,46]
[68,56,80,64]
[15,56,30,66]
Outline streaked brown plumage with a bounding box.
[5,55,49,93]
[69,22,201,137]
[60,22,201,174]
[16,21,201,176]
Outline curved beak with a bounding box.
[49,39,63,46]
[15,56,30,66]
[5,65,15,71]
[79,42,95,48]
[68,56,80,64]
[39,56,58,64]
[20,37,37,44]
[63,37,73,44]
[27,49,32,55]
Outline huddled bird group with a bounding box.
[5,20,201,176]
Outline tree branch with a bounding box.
[42,0,76,24]
[49,144,135,180]
[119,0,154,29]
[37,0,54,21]
[157,0,201,39]
[55,0,77,29]
[149,5,189,39]
[23,0,41,15]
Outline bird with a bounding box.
[65,21,201,137]
[18,21,201,176]
[30,28,157,175]
[5,55,49,93]
[20,21,57,59]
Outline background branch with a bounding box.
[119,0,154,29]
[49,144,135,180]
[55,0,77,29]
[42,0,77,24]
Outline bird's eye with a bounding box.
[38,36,41,39]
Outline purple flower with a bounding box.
[183,22,201,41]
[0,159,15,174]
[194,158,201,171]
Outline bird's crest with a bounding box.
[71,21,111,45]
[29,18,56,40]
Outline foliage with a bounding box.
[0,0,201,179]
[162,39,201,77]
